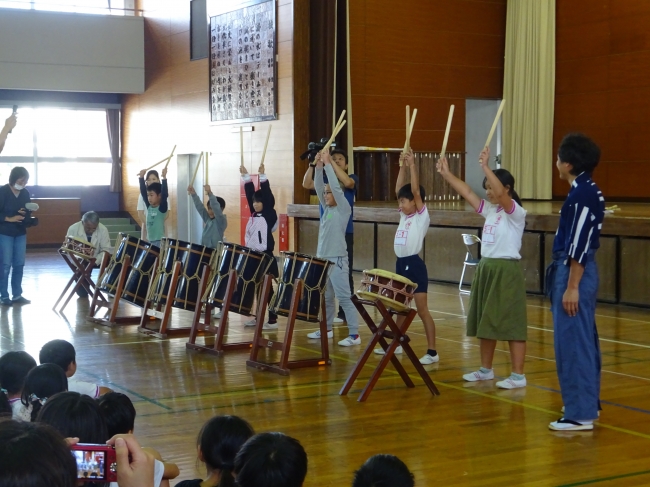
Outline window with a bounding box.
[0,0,136,16]
[0,107,114,186]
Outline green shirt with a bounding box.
[146,205,166,242]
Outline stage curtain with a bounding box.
[502,0,555,199]
[106,108,122,193]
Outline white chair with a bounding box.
[459,234,481,294]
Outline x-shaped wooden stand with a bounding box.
[339,295,440,402]
[54,249,106,313]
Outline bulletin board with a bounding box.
[209,0,277,123]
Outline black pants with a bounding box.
[338,232,354,318]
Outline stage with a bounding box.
[289,200,650,307]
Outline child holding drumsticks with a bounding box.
[374,149,438,364]
[438,146,528,389]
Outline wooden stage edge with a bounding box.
[288,200,650,237]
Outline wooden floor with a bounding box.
[4,250,650,486]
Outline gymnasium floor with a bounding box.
[4,250,650,486]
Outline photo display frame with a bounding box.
[209,0,277,124]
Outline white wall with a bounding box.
[465,99,502,197]
[0,8,144,93]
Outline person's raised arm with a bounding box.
[323,152,350,213]
[302,154,318,190]
[159,167,169,213]
[395,153,408,198]
[479,146,513,213]
[258,163,276,209]
[436,156,482,211]
[205,185,224,218]
[241,165,256,212]
[403,149,425,212]
[314,153,326,207]
[329,157,355,189]
[0,114,17,155]
[189,185,210,222]
[137,169,149,208]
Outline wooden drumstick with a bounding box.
[205,151,209,183]
[440,105,455,160]
[485,99,505,148]
[190,151,204,187]
[260,125,272,167]
[163,144,176,171]
[323,110,346,152]
[404,105,410,153]
[407,108,417,151]
[240,126,244,168]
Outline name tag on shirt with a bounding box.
[394,229,408,246]
[483,225,496,244]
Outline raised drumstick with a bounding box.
[440,105,455,160]
[190,151,204,187]
[485,99,505,148]
[260,125,272,167]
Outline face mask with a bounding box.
[14,184,24,191]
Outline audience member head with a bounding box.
[557,133,601,177]
[234,432,307,487]
[0,351,37,416]
[39,339,76,377]
[482,168,523,207]
[352,454,415,487]
[97,392,136,438]
[196,415,254,487]
[147,182,163,206]
[0,420,77,487]
[9,166,29,188]
[21,364,68,421]
[81,211,100,235]
[37,391,108,444]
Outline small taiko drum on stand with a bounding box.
[246,252,333,376]
[61,236,96,260]
[356,269,417,312]
[186,242,272,356]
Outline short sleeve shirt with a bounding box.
[394,205,429,258]
[68,379,100,398]
[477,199,526,259]
[137,194,146,211]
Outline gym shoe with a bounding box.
[496,375,527,389]
[549,418,594,431]
[419,353,439,365]
[262,322,278,330]
[244,318,256,327]
[307,330,333,339]
[0,298,12,306]
[338,335,361,347]
[333,317,344,323]
[374,346,403,355]
[12,296,30,305]
[463,369,494,382]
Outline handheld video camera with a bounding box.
[22,202,39,228]
[71,444,117,482]
[299,138,336,163]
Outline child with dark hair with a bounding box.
[138,166,169,247]
[20,363,68,421]
[97,392,179,486]
[352,454,415,487]
[548,133,604,432]
[138,169,161,240]
[39,339,112,398]
[376,149,438,363]
[438,146,528,388]
[234,432,307,487]
[177,415,255,487]
[239,163,280,329]
[0,420,78,487]
[0,350,37,420]
[188,183,227,249]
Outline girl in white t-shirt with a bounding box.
[137,170,161,240]
[438,146,528,389]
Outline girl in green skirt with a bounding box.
[437,146,528,389]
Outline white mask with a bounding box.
[13,184,24,191]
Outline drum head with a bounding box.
[363,268,416,288]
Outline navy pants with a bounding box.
[548,253,601,421]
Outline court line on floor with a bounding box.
[556,469,650,487]
[79,370,172,411]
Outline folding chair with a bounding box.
[459,234,481,294]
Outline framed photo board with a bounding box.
[209,0,277,124]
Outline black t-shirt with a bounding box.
[0,184,31,237]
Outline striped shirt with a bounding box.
[552,172,605,265]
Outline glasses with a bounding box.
[323,191,332,195]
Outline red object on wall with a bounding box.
[278,214,289,252]
[240,175,259,245]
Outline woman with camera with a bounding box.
[0,166,33,306]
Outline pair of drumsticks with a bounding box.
[239,125,273,172]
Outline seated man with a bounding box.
[66,211,113,297]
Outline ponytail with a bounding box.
[216,466,236,487]
[510,189,523,207]
[29,394,46,422]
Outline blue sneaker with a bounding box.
[1,298,12,306]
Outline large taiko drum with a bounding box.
[149,238,216,312]
[269,252,332,323]
[97,233,142,296]
[120,241,160,308]
[204,242,272,315]
[356,269,416,312]
[61,236,95,260]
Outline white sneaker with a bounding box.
[496,376,526,389]
[338,335,361,347]
[213,309,222,319]
[419,353,439,365]
[307,330,333,339]
[548,418,594,431]
[244,318,257,327]
[333,317,344,323]
[463,369,494,382]
[374,346,403,355]
[262,322,278,330]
